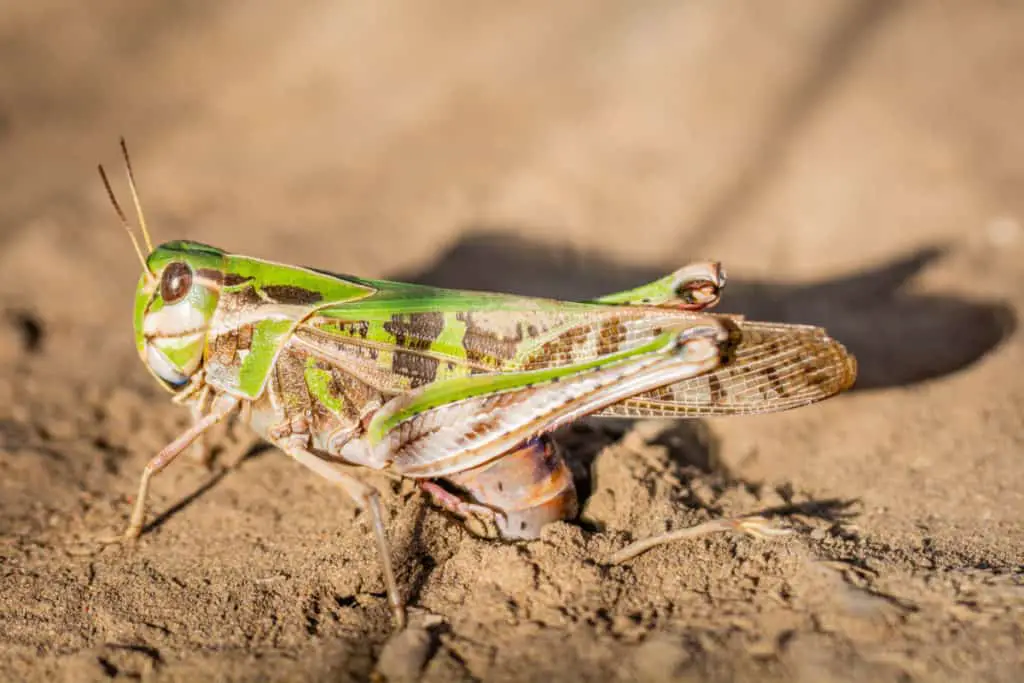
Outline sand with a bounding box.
[1,2,1021,681]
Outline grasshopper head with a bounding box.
[99,141,228,393]
[134,241,226,392]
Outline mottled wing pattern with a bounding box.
[368,322,726,478]
[299,280,709,394]
[598,318,857,418]
[291,276,854,423]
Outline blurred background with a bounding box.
[2,1,1020,382]
[1,2,1021,682]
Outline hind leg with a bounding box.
[419,480,505,539]
[607,516,793,564]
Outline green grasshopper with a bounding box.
[99,142,856,628]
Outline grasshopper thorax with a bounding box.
[134,241,226,392]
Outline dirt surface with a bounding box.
[1,2,1022,681]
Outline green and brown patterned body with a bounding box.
[102,144,854,628]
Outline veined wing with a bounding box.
[597,318,857,418]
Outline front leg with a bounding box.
[172,378,219,468]
[107,395,239,542]
[185,400,214,466]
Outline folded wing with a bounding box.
[597,318,857,418]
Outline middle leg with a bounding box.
[278,443,405,629]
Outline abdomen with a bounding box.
[445,436,578,540]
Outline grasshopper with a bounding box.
[98,141,856,628]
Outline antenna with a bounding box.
[98,162,150,276]
[119,137,154,253]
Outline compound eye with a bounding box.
[160,262,192,304]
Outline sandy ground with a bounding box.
[1,2,1022,681]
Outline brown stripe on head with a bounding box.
[217,284,265,315]
[195,268,225,285]
[262,285,323,305]
[224,273,251,287]
[196,269,251,288]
